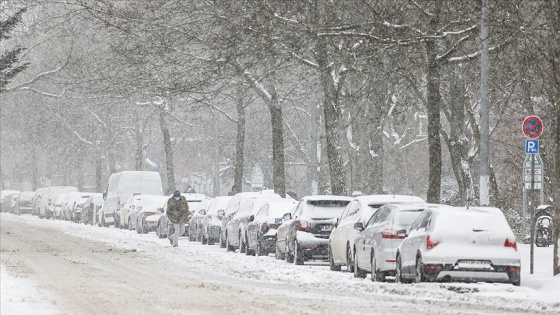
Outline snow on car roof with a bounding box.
[301,195,354,201]
[364,194,425,206]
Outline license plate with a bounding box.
[275,218,283,224]
[457,260,492,270]
[321,225,333,232]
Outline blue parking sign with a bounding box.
[525,139,539,154]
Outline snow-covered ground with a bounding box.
[1,213,559,314]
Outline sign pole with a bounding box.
[530,153,535,274]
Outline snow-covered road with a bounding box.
[1,213,559,315]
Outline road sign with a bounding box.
[523,154,544,190]
[522,115,543,139]
[251,165,263,189]
[525,139,539,154]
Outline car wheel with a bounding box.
[294,240,304,265]
[136,220,142,234]
[201,235,208,245]
[245,235,254,256]
[142,222,148,234]
[239,232,246,253]
[256,237,267,256]
[371,251,385,282]
[156,223,163,238]
[346,245,354,273]
[275,242,285,260]
[128,218,133,231]
[329,243,341,271]
[226,233,234,252]
[353,252,366,278]
[395,254,407,284]
[414,256,424,283]
[219,234,226,248]
[285,237,294,263]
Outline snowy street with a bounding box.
[1,213,558,315]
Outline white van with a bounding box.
[100,171,163,227]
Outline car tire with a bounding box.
[245,235,254,256]
[156,223,163,239]
[201,235,208,245]
[329,243,341,271]
[396,254,407,284]
[136,220,142,234]
[346,245,354,273]
[285,238,294,263]
[128,218,133,231]
[294,241,304,265]
[219,234,226,248]
[239,232,246,253]
[371,251,385,282]
[414,256,424,283]
[226,233,234,252]
[275,243,285,260]
[353,252,366,278]
[256,237,267,256]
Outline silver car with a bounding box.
[395,206,521,285]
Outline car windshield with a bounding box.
[302,200,350,218]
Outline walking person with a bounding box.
[167,190,189,247]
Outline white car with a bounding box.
[134,195,169,234]
[329,195,425,272]
[121,194,142,229]
[352,203,428,281]
[395,206,521,286]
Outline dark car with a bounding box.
[281,195,352,265]
[16,191,36,215]
[246,198,298,256]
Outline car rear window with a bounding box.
[394,210,424,227]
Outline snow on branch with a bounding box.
[410,0,434,17]
[436,34,471,61]
[73,131,94,146]
[17,86,66,98]
[399,137,427,150]
[283,114,310,163]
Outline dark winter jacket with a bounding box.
[167,196,189,224]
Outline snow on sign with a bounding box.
[522,115,543,139]
[251,165,263,188]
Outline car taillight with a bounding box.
[48,198,52,206]
[116,197,121,212]
[504,238,517,251]
[426,234,439,249]
[145,212,156,217]
[297,220,309,231]
[381,228,406,239]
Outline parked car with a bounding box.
[38,186,78,219]
[73,194,101,223]
[16,191,35,215]
[134,195,169,234]
[32,188,47,216]
[395,206,521,286]
[329,195,425,272]
[246,198,298,256]
[8,193,19,214]
[121,194,142,229]
[200,196,232,245]
[101,171,163,227]
[1,190,19,212]
[220,191,281,249]
[52,194,68,219]
[279,195,353,265]
[352,203,428,281]
[225,197,280,253]
[275,205,297,260]
[62,192,96,222]
[80,195,104,225]
[127,195,164,231]
[188,198,212,242]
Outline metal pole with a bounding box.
[213,115,221,196]
[479,0,490,206]
[530,153,535,274]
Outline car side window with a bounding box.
[410,212,424,231]
[338,201,354,222]
[377,208,391,225]
[366,210,380,227]
[347,202,360,219]
[418,212,432,230]
[294,201,304,218]
[256,204,268,218]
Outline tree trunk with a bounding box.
[269,104,286,197]
[233,83,245,194]
[159,108,175,195]
[425,2,443,203]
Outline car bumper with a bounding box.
[296,232,329,259]
[207,226,221,241]
[421,263,520,284]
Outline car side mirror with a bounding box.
[283,213,292,220]
[335,218,339,228]
[246,215,254,222]
[353,222,364,231]
[157,207,163,212]
[217,209,225,216]
[198,209,206,215]
[103,192,107,200]
[396,229,408,237]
